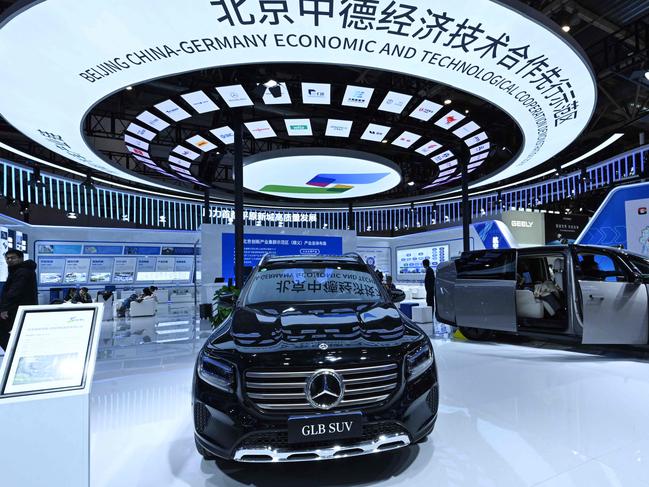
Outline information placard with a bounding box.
[113,257,136,282]
[38,258,66,284]
[88,258,113,283]
[63,258,91,283]
[0,306,99,396]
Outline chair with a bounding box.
[515,289,544,319]
[411,306,433,325]
[97,294,114,321]
[129,299,157,317]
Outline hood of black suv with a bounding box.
[217,302,420,349]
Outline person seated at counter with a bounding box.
[77,287,92,303]
[117,288,154,317]
[63,288,78,303]
[148,286,159,303]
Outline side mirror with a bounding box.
[634,273,649,285]
[217,292,237,308]
[390,289,406,303]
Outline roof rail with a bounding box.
[343,252,365,264]
[258,253,273,266]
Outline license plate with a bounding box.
[287,412,363,444]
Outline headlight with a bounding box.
[406,341,434,381]
[197,352,235,392]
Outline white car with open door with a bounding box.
[436,245,649,345]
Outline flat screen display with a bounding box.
[397,245,450,275]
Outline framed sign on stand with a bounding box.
[0,303,103,487]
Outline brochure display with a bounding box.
[0,304,103,487]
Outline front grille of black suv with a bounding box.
[244,363,399,412]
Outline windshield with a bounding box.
[244,264,384,305]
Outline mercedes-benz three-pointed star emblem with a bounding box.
[305,369,344,410]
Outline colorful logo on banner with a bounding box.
[260,173,389,194]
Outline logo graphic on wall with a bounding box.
[260,173,389,194]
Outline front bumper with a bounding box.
[193,363,438,461]
[233,431,411,463]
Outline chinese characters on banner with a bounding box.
[209,0,578,129]
[208,207,319,224]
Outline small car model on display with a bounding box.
[436,245,649,345]
[193,254,438,463]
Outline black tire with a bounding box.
[195,437,217,461]
[459,327,492,341]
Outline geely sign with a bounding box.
[0,0,595,191]
[243,149,401,199]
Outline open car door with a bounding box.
[574,249,649,344]
[453,250,518,332]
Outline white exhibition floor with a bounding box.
[64,305,649,486]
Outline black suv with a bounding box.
[193,254,438,463]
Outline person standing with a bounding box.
[0,249,38,351]
[422,259,435,310]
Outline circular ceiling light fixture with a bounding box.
[243,148,401,200]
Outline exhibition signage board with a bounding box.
[0,304,102,397]
[357,247,392,276]
[35,240,195,286]
[0,304,103,487]
[221,232,343,279]
[0,0,596,191]
[545,213,589,245]
[500,210,546,247]
[625,198,649,256]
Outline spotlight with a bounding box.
[444,99,452,105]
[407,181,415,186]
[122,214,130,222]
[464,109,470,114]
[263,79,278,88]
[366,225,372,231]
[561,24,570,33]
[19,202,29,215]
[5,196,16,207]
[268,84,282,98]
[645,71,649,82]
[125,85,133,91]
[159,215,167,224]
[381,140,389,144]
[66,212,78,219]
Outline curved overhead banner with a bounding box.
[0,0,596,191]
